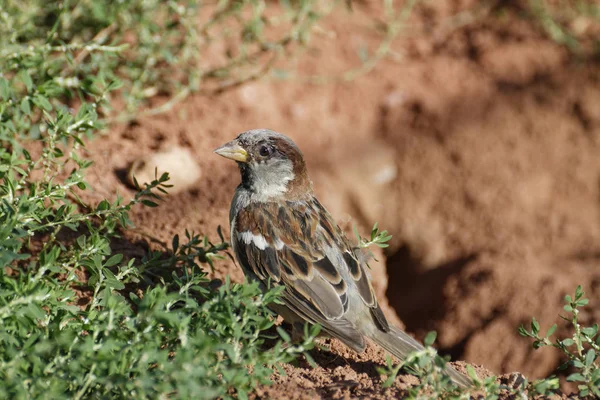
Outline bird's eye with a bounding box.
[258,144,273,157]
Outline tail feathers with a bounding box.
[372,325,425,358]
[371,326,472,388]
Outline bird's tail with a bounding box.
[370,325,472,388]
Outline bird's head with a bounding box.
[214,129,313,201]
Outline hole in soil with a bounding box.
[114,167,130,186]
[385,245,477,358]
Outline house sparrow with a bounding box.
[215,129,471,388]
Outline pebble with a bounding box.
[126,146,201,193]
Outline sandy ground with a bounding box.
[79,1,600,398]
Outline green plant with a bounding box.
[519,285,600,398]
[0,0,334,124]
[356,222,393,249]
[375,331,562,399]
[9,0,600,398]
[353,222,393,266]
[381,284,599,399]
[376,331,467,399]
[1,1,330,398]
[0,119,318,399]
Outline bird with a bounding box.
[214,128,471,388]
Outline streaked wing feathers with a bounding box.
[234,198,388,346]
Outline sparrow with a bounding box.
[214,129,471,388]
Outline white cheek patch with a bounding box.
[249,159,295,201]
[238,231,269,250]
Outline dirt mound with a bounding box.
[82,1,600,397]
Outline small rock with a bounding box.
[126,146,201,194]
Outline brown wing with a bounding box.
[233,198,389,350]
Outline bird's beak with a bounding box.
[214,140,249,163]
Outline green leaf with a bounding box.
[424,331,437,347]
[545,324,557,338]
[575,285,584,300]
[34,95,52,111]
[172,234,180,252]
[141,199,158,207]
[582,325,598,337]
[96,200,110,211]
[106,79,124,91]
[533,340,544,349]
[558,361,570,370]
[518,325,529,337]
[276,327,291,343]
[532,377,559,395]
[103,269,125,290]
[466,364,479,381]
[304,351,317,368]
[585,349,596,367]
[371,222,379,240]
[20,98,31,114]
[566,372,585,382]
[26,303,46,320]
[562,338,574,346]
[531,317,540,335]
[0,78,10,99]
[353,224,360,242]
[576,298,589,307]
[20,70,34,92]
[105,254,123,267]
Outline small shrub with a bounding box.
[520,285,600,398]
[0,1,326,398]
[376,285,597,398]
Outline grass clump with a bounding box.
[0,0,332,122]
[0,1,328,398]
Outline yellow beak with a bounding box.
[214,140,249,163]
